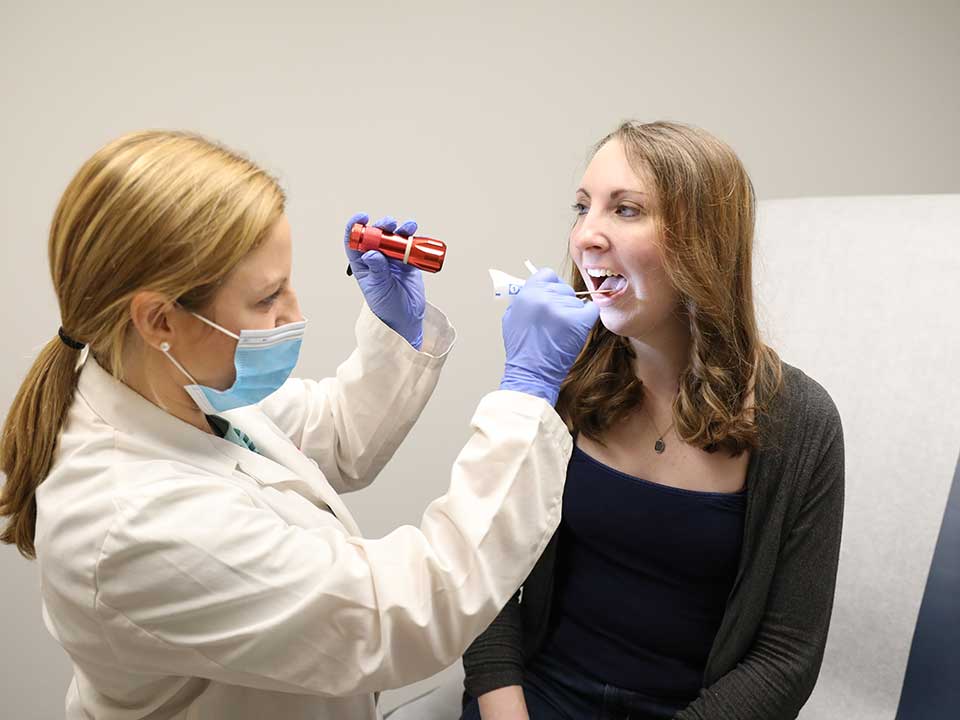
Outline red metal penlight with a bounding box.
[348,223,447,273]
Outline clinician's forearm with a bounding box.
[262,303,454,493]
[348,391,571,690]
[323,302,454,489]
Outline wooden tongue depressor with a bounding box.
[574,288,614,296]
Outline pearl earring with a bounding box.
[160,341,170,352]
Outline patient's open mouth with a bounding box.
[586,268,627,294]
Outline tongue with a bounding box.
[598,275,626,293]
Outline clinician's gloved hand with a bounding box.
[500,268,600,405]
[344,212,426,350]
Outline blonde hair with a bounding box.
[556,121,782,454]
[1,130,285,558]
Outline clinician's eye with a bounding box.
[571,202,588,216]
[258,289,282,307]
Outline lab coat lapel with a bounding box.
[224,408,363,537]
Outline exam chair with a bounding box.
[381,194,960,720]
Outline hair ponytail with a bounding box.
[1,338,83,558]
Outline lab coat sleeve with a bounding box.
[94,390,570,697]
[258,301,456,494]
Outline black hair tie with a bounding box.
[58,327,86,350]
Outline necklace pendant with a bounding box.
[654,439,666,454]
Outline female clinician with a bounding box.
[0,130,599,719]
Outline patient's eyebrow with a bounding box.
[575,187,648,199]
[610,188,648,199]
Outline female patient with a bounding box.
[461,121,845,720]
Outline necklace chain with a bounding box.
[641,398,675,454]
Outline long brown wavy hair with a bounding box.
[1,131,285,558]
[556,121,782,455]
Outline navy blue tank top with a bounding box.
[543,444,747,703]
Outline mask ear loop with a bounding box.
[160,341,199,385]
[158,308,239,407]
[189,312,241,340]
[169,301,242,340]
[159,309,239,383]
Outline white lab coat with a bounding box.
[35,303,571,720]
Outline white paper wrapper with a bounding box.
[489,268,526,299]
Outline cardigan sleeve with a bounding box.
[675,394,845,719]
[461,526,561,698]
[461,588,526,697]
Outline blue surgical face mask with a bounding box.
[161,312,307,415]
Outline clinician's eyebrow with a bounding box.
[257,277,288,295]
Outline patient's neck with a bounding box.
[627,314,691,405]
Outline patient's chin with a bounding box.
[598,311,633,338]
[598,308,658,342]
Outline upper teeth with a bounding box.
[587,268,620,277]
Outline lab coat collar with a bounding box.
[221,408,362,535]
[76,356,246,479]
[77,357,361,534]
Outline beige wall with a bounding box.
[1,1,957,716]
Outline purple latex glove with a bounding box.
[500,268,600,405]
[344,212,425,350]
